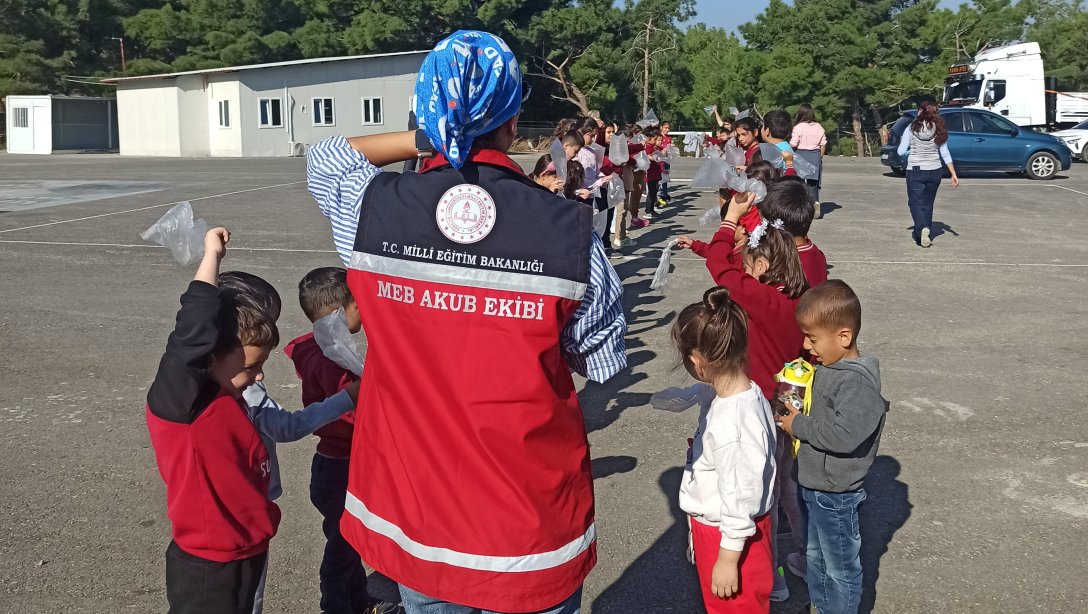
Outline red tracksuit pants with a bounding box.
[690,514,773,613]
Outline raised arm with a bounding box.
[147,228,230,424]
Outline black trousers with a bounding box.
[311,454,370,614]
[165,541,266,614]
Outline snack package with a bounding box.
[772,358,815,456]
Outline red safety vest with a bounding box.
[341,149,596,612]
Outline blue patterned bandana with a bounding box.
[415,30,522,169]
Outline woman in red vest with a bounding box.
[305,30,628,614]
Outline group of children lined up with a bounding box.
[145,229,397,614]
[527,117,676,249]
[663,117,885,613]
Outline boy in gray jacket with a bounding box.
[777,280,887,614]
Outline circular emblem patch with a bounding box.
[435,184,497,244]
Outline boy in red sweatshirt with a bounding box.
[760,178,828,287]
[284,267,392,614]
[146,227,281,614]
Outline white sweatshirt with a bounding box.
[679,381,777,551]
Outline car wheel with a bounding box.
[1025,151,1059,179]
[1082,143,1088,162]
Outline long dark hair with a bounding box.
[745,226,808,298]
[794,103,816,124]
[564,160,585,200]
[911,101,948,146]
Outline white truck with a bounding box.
[943,41,1088,129]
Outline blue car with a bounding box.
[880,108,1072,179]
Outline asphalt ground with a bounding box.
[1,151,1086,613]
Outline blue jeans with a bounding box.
[802,487,866,614]
[905,168,942,243]
[310,454,369,614]
[398,585,582,614]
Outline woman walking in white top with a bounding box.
[790,104,827,217]
[895,100,959,247]
[672,286,777,613]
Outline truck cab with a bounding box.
[943,42,1046,126]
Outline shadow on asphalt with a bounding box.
[859,455,912,614]
[591,467,699,612]
[578,191,696,435]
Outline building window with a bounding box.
[217,100,230,128]
[259,98,282,128]
[361,97,383,125]
[313,98,335,126]
[13,107,29,128]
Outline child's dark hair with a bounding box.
[643,126,662,139]
[745,160,779,186]
[763,109,792,140]
[215,271,281,352]
[577,117,598,136]
[530,154,554,179]
[564,160,585,199]
[734,116,761,135]
[795,280,862,338]
[720,115,736,125]
[553,118,576,138]
[760,179,814,237]
[560,130,583,149]
[671,287,749,376]
[299,267,354,323]
[745,226,808,298]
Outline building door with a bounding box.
[32,105,52,154]
[8,106,34,153]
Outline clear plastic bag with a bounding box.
[549,139,568,181]
[608,134,629,164]
[313,308,363,376]
[140,201,208,265]
[650,238,679,290]
[589,142,606,168]
[592,209,609,238]
[634,151,651,172]
[690,158,729,189]
[666,145,680,160]
[758,143,819,179]
[723,142,746,167]
[606,175,625,209]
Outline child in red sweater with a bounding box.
[146,228,281,614]
[706,193,808,602]
[760,178,828,288]
[285,267,390,614]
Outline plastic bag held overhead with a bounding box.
[140,201,208,265]
[609,134,629,162]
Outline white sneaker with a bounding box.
[813,201,823,219]
[920,227,932,247]
[611,236,632,249]
[770,571,790,602]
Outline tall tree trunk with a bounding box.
[852,97,864,158]
[642,16,652,118]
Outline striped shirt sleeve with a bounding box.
[562,234,628,383]
[306,136,382,266]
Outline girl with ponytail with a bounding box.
[703,191,809,602]
[672,286,777,613]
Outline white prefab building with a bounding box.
[5,95,119,154]
[102,51,427,157]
